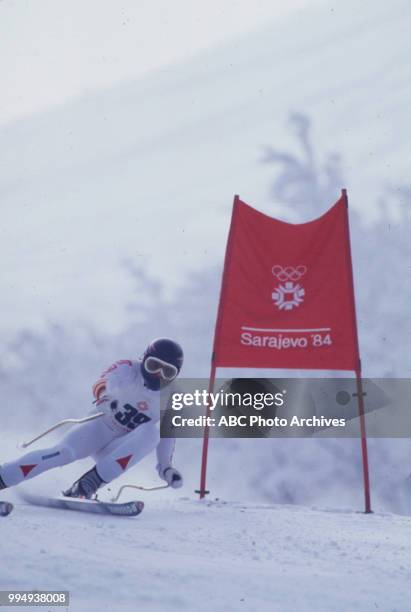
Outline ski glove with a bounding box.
[162,467,183,489]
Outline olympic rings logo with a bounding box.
[272,265,307,282]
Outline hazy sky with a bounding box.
[2,0,407,337]
[1,0,317,126]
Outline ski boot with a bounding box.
[63,467,105,499]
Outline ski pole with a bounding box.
[19,412,105,448]
[110,483,170,502]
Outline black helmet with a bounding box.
[141,338,184,390]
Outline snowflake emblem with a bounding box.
[271,265,307,310]
[272,282,305,310]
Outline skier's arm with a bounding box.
[92,360,134,405]
[156,437,182,488]
[92,377,108,404]
[156,437,175,477]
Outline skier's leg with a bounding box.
[94,422,159,483]
[0,417,120,488]
[63,423,160,498]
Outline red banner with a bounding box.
[213,192,360,371]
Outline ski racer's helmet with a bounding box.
[141,338,184,390]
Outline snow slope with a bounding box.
[1,495,411,612]
[1,4,411,608]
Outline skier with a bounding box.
[0,338,184,499]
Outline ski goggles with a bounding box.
[144,356,179,380]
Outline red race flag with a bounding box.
[213,192,360,371]
[199,190,371,513]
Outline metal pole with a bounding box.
[20,412,105,448]
[110,483,169,502]
[355,371,372,513]
[197,194,240,499]
[197,366,216,499]
[342,188,372,513]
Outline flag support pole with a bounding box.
[342,188,372,513]
[196,364,216,499]
[355,370,372,513]
[197,195,240,499]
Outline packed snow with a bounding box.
[2,494,411,612]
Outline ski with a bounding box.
[0,501,13,517]
[20,493,144,517]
